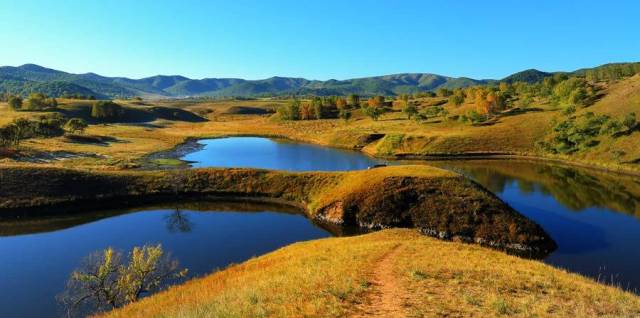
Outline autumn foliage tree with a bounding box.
[335,97,347,110]
[59,245,187,317]
[475,90,491,115]
[299,102,313,120]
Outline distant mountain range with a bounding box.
[0,63,627,99]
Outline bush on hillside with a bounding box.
[7,95,23,110]
[91,101,124,120]
[65,118,89,134]
[25,92,58,111]
[0,115,65,148]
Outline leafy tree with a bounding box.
[338,108,351,122]
[553,77,593,107]
[335,97,347,110]
[91,101,124,120]
[486,91,507,112]
[437,88,452,97]
[299,102,313,120]
[65,118,88,134]
[448,93,464,106]
[322,96,337,109]
[25,92,57,110]
[311,97,324,119]
[361,104,384,121]
[0,118,31,148]
[276,99,301,120]
[59,244,187,317]
[402,102,418,119]
[475,90,491,115]
[519,95,533,108]
[347,94,360,108]
[367,96,385,108]
[7,95,22,110]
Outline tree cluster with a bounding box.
[277,95,359,121]
[91,101,125,120]
[538,112,637,154]
[6,92,59,111]
[0,115,66,148]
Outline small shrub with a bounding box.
[65,118,88,134]
[492,297,511,315]
[410,269,427,280]
[622,112,637,131]
[418,106,448,120]
[562,105,577,116]
[466,110,486,125]
[338,108,351,122]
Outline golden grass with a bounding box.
[101,229,640,318]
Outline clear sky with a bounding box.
[1,0,638,80]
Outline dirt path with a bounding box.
[351,244,410,318]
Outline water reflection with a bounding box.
[429,160,640,217]
[164,209,194,233]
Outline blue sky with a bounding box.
[0,0,638,80]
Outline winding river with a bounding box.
[1,136,640,317]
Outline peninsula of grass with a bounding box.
[0,165,555,254]
[102,229,640,318]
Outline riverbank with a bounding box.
[145,133,640,178]
[101,229,640,318]
[0,165,555,254]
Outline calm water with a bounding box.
[181,137,384,171]
[0,201,330,318]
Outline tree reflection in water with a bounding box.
[428,160,640,217]
[164,208,194,233]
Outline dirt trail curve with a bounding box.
[350,244,411,318]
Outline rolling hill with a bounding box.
[0,62,637,99]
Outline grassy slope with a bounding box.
[102,229,640,318]
[572,75,640,164]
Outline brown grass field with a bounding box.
[101,229,640,318]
